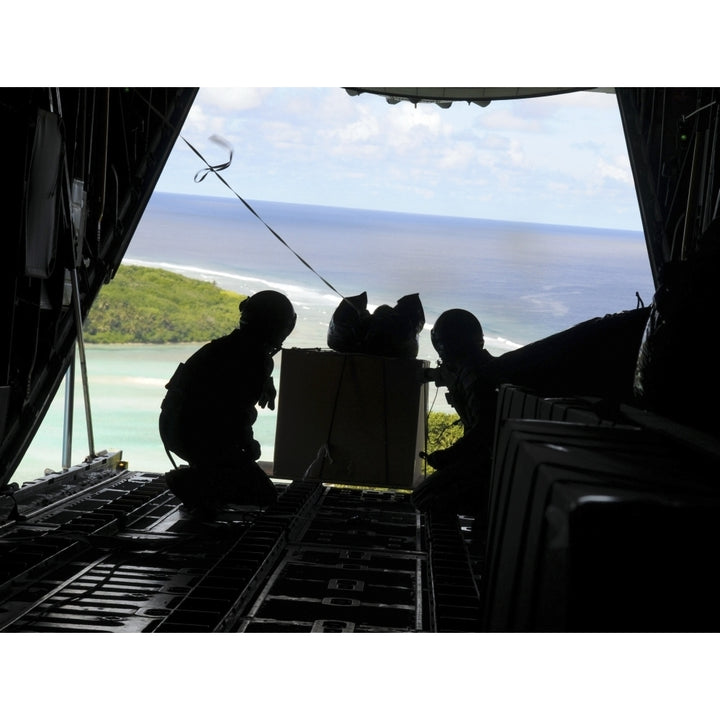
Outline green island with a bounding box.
[85,264,463,451]
[426,411,464,452]
[84,264,246,344]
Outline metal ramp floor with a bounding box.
[0,461,482,632]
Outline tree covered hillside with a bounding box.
[85,265,246,343]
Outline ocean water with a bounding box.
[11,192,655,485]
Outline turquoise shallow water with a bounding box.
[13,345,202,484]
[12,341,455,486]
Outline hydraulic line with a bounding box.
[96,89,109,246]
[704,101,719,229]
[55,88,95,461]
[62,354,75,468]
[70,268,95,459]
[680,129,704,260]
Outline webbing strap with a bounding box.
[182,135,346,300]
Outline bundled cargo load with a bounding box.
[327,291,425,359]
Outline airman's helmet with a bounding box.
[431,309,484,363]
[239,291,296,347]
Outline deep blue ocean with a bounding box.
[11,192,655,485]
[127,192,653,350]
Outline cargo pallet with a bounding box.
[0,464,482,632]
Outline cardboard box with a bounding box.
[273,349,428,488]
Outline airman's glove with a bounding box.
[258,377,277,410]
[424,448,454,470]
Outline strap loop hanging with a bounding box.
[183,135,346,300]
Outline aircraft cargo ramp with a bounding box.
[0,462,481,632]
[3,384,720,632]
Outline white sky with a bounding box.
[158,87,644,230]
[11,2,709,236]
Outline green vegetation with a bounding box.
[84,265,246,344]
[426,411,464,453]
